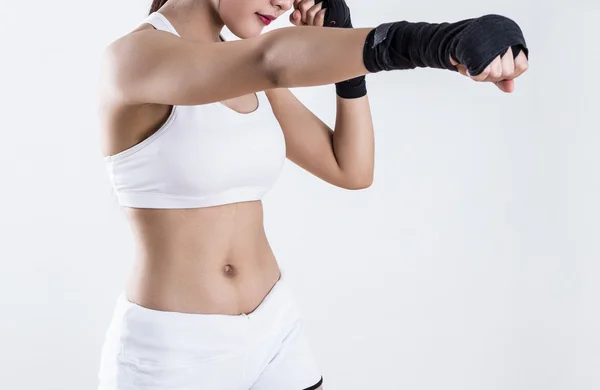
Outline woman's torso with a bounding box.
[99,16,285,316]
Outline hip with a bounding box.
[97,266,304,390]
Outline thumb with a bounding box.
[495,79,515,93]
[449,55,468,76]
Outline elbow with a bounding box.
[343,174,374,190]
[258,31,289,89]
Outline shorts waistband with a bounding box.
[109,266,297,353]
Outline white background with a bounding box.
[1,0,598,389]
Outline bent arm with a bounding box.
[266,88,374,189]
[101,26,372,106]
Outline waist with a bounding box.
[122,201,280,314]
[125,249,281,316]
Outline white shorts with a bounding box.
[97,267,323,390]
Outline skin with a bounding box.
[99,4,374,376]
[98,2,528,387]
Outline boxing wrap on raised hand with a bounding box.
[315,0,367,99]
[363,14,529,77]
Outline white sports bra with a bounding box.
[104,12,286,209]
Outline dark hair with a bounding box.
[149,0,169,15]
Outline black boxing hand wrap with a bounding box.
[363,14,529,77]
[316,0,353,28]
[315,0,367,99]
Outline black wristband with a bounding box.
[335,75,367,99]
[363,14,528,77]
[315,0,367,99]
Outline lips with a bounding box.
[257,13,275,26]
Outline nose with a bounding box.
[272,0,293,12]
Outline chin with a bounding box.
[226,22,264,39]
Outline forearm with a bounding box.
[332,95,375,187]
[262,26,372,88]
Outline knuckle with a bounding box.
[477,70,490,81]
[299,2,311,12]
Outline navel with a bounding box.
[223,264,236,277]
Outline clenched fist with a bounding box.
[290,0,327,27]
